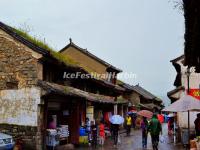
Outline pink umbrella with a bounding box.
[137,110,153,119]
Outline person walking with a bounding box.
[141,117,148,149]
[148,114,162,150]
[112,124,119,147]
[132,114,137,129]
[91,121,98,148]
[194,113,200,137]
[168,117,174,135]
[126,115,132,136]
[85,118,92,146]
[99,121,105,146]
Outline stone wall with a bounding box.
[0,29,44,150]
[123,92,140,106]
[0,124,37,150]
[0,87,41,126]
[0,32,41,90]
[0,87,44,150]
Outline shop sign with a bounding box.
[86,106,94,121]
[188,89,200,100]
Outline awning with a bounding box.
[38,80,115,104]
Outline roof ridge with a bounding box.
[0,21,82,69]
[0,21,48,55]
[170,54,184,63]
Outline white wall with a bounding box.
[0,87,41,126]
[178,112,198,128]
[175,59,200,129]
[180,64,200,90]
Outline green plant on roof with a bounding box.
[116,80,124,85]
[12,27,79,66]
[116,96,125,102]
[64,86,70,93]
[49,50,79,66]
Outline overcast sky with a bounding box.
[0,0,184,105]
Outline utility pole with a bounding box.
[186,67,190,150]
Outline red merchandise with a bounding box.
[99,124,105,138]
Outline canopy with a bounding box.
[162,95,200,112]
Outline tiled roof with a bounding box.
[0,22,48,55]
[60,40,122,73]
[167,86,185,97]
[0,21,81,70]
[118,82,162,102]
[0,21,124,92]
[38,80,116,104]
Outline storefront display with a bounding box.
[58,125,69,139]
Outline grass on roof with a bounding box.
[116,96,126,102]
[116,80,124,85]
[12,27,79,66]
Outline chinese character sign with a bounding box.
[188,89,200,100]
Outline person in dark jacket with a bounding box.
[148,114,162,150]
[141,117,148,148]
[112,124,119,147]
[91,121,98,148]
[85,118,92,145]
[194,113,200,136]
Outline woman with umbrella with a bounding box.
[137,110,153,149]
[109,115,124,147]
[112,124,119,147]
[140,116,148,149]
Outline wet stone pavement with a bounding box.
[76,123,185,150]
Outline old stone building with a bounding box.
[60,39,122,84]
[117,81,163,112]
[0,21,127,149]
[60,40,128,115]
[0,22,46,149]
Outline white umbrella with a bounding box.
[109,115,124,125]
[167,113,175,117]
[162,95,200,146]
[162,95,200,112]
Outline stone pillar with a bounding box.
[121,105,124,117]
[114,104,118,115]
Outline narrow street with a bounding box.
[76,123,184,150]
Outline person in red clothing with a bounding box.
[168,117,174,135]
[99,120,105,146]
[157,114,164,124]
